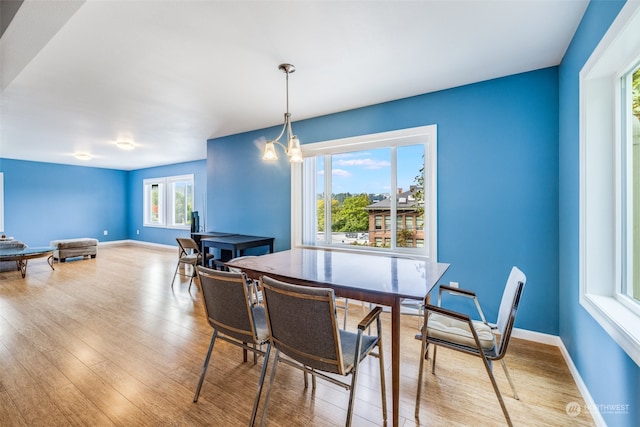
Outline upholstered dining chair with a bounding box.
[226,255,262,306]
[258,275,387,427]
[415,266,526,427]
[193,267,271,426]
[171,237,214,291]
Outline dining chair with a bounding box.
[415,266,526,427]
[226,255,262,306]
[171,237,214,291]
[258,275,387,427]
[193,267,271,426]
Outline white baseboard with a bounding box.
[98,239,176,250]
[512,328,606,426]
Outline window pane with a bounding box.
[299,125,435,257]
[396,144,425,248]
[631,65,640,302]
[328,148,390,247]
[151,184,160,223]
[174,181,186,225]
[169,177,193,227]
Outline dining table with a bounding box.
[226,247,450,427]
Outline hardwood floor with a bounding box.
[0,244,595,426]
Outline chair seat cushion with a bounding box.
[180,254,200,264]
[427,313,496,351]
[339,329,379,373]
[50,238,98,249]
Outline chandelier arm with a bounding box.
[271,140,287,151]
[273,116,288,143]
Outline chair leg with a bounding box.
[193,330,217,402]
[171,263,181,288]
[343,298,349,329]
[346,360,361,426]
[431,345,438,374]
[250,344,271,426]
[377,338,388,422]
[500,359,519,400]
[259,349,281,427]
[188,264,197,291]
[480,354,513,427]
[415,321,428,418]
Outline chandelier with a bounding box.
[262,63,302,162]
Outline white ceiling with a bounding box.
[0,0,588,171]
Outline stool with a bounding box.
[50,238,98,262]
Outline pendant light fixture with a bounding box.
[262,63,302,162]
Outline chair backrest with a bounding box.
[495,266,526,356]
[261,275,345,375]
[197,267,261,344]
[177,238,199,255]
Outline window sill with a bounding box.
[580,294,640,366]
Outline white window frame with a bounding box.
[291,125,438,261]
[143,174,194,229]
[579,0,640,367]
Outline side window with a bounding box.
[143,174,194,229]
[144,179,165,227]
[579,0,640,366]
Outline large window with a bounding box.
[623,64,640,306]
[292,125,437,259]
[580,1,640,366]
[143,174,194,229]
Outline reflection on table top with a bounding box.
[227,247,450,301]
[0,246,55,258]
[201,235,273,244]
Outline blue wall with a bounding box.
[559,1,639,426]
[128,159,207,246]
[0,158,128,245]
[0,158,206,248]
[208,67,560,335]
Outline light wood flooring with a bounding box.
[0,244,595,426]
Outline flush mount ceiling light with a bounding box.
[116,141,135,150]
[262,63,303,163]
[74,153,92,161]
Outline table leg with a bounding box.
[391,298,400,427]
[18,260,27,278]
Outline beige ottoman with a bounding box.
[50,238,98,262]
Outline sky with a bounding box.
[316,144,424,196]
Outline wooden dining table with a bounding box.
[226,247,450,427]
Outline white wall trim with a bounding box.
[98,239,176,250]
[512,328,605,426]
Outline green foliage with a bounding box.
[413,159,425,216]
[334,193,370,232]
[317,198,340,232]
[397,229,415,247]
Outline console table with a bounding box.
[0,246,55,278]
[193,232,274,266]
